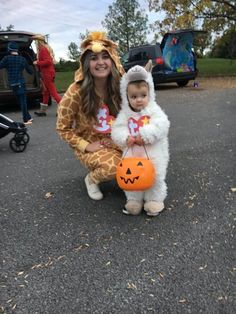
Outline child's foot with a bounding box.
[123,200,143,215]
[144,201,164,216]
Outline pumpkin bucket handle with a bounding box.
[123,145,150,159]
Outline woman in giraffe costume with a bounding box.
[56,32,125,200]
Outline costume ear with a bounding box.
[144,59,153,72]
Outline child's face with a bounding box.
[127,82,149,112]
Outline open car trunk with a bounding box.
[160,29,206,74]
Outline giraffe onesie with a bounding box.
[56,82,122,184]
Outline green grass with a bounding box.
[55,58,236,92]
[198,58,236,77]
[55,71,74,92]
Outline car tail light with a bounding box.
[155,57,164,65]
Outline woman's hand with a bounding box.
[33,61,38,65]
[100,138,113,147]
[85,141,105,152]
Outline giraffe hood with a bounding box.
[120,65,156,113]
[74,31,124,82]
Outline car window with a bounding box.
[129,50,143,61]
[129,46,157,62]
[144,47,157,59]
[0,34,31,43]
[0,34,32,53]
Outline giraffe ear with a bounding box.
[144,59,153,72]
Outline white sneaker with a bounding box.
[84,174,103,200]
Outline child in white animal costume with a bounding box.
[111,64,170,216]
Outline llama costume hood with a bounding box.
[120,64,156,111]
[74,31,124,82]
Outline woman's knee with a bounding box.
[88,149,121,182]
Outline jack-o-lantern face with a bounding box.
[116,157,155,191]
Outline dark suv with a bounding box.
[122,29,205,87]
[0,31,42,105]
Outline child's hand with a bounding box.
[126,136,135,147]
[135,135,144,146]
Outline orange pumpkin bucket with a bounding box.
[116,156,155,191]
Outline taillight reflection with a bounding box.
[155,57,164,65]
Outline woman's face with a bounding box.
[89,51,112,80]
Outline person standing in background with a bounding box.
[0,41,33,125]
[32,34,62,116]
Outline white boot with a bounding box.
[144,201,164,216]
[84,174,103,200]
[123,200,143,215]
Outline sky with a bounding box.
[0,0,158,61]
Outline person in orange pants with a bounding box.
[32,34,62,116]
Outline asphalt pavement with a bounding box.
[0,83,235,314]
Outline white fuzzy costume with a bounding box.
[111,65,170,205]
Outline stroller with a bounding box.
[0,114,30,152]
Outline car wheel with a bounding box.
[177,80,189,87]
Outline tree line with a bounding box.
[66,0,235,63]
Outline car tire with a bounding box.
[177,80,189,87]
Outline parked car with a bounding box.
[0,31,42,105]
[121,29,206,87]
